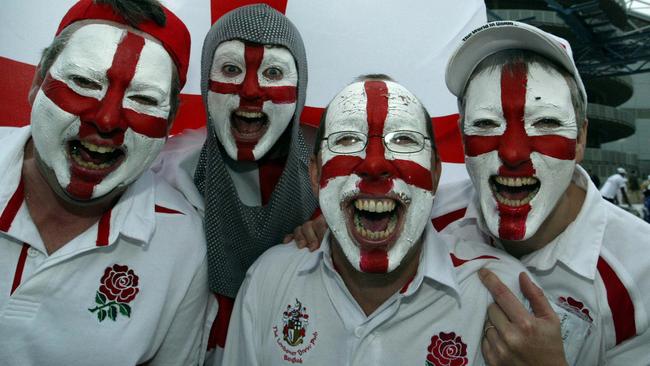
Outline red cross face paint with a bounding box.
[319,80,435,273]
[30,23,174,201]
[463,62,578,241]
[208,40,298,161]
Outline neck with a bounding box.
[331,237,421,316]
[22,140,118,254]
[499,181,586,258]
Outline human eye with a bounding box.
[389,131,420,146]
[262,66,283,80]
[128,95,159,106]
[70,75,102,91]
[334,132,363,146]
[532,118,562,128]
[472,119,500,128]
[221,64,242,77]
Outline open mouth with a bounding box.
[346,196,405,249]
[490,175,540,207]
[230,109,269,142]
[68,140,125,173]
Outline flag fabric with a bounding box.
[0,0,486,184]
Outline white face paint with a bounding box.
[318,80,435,273]
[463,62,578,241]
[31,23,173,201]
[207,40,298,161]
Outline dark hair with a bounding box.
[458,49,586,131]
[38,0,180,121]
[313,74,436,156]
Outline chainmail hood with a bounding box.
[194,4,317,297]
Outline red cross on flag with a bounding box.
[0,0,486,184]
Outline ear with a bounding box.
[28,63,45,106]
[575,119,588,163]
[430,148,442,195]
[309,154,321,198]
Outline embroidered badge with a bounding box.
[426,331,469,366]
[273,299,318,364]
[88,264,140,322]
[558,296,593,322]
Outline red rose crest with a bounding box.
[426,331,469,366]
[558,296,593,322]
[88,264,140,322]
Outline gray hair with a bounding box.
[37,0,180,122]
[458,49,587,133]
[314,74,436,156]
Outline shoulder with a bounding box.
[447,235,528,296]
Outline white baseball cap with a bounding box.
[445,20,587,103]
[617,167,627,174]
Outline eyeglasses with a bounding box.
[323,130,429,154]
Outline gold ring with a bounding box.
[484,325,496,338]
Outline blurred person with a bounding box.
[0,0,213,364]
[600,167,630,205]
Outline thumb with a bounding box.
[519,272,553,319]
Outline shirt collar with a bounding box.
[0,126,156,249]
[298,223,461,297]
[519,165,605,279]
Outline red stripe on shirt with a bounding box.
[10,243,29,295]
[597,256,637,345]
[208,294,235,349]
[96,209,112,246]
[450,253,499,267]
[431,207,467,232]
[154,205,184,215]
[0,179,25,232]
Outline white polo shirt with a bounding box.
[0,127,214,366]
[600,173,627,200]
[222,223,590,366]
[431,165,650,365]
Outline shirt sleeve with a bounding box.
[221,275,261,366]
[149,256,213,366]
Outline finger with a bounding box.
[302,223,320,247]
[519,272,554,319]
[482,335,497,366]
[486,303,512,335]
[483,321,509,365]
[479,268,530,323]
[313,215,329,243]
[282,234,294,244]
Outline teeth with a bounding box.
[354,211,398,240]
[494,176,538,187]
[353,198,397,213]
[71,151,112,170]
[80,141,116,154]
[494,188,539,207]
[235,110,263,118]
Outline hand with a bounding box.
[282,214,328,252]
[479,269,568,366]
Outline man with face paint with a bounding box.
[0,1,213,364]
[221,75,547,365]
[433,21,650,364]
[152,3,317,360]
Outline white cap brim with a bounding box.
[446,21,587,103]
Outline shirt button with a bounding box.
[27,247,39,257]
[354,327,363,338]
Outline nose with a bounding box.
[355,136,395,180]
[498,126,532,168]
[93,88,127,134]
[240,71,263,102]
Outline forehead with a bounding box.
[325,81,426,133]
[465,62,572,112]
[213,39,294,62]
[57,23,173,86]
